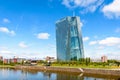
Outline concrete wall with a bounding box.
[83,68,120,76]
[15,66,81,74]
[15,66,120,76]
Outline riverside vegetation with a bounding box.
[50,58,120,69]
[0,58,120,69]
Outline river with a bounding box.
[0,68,120,80]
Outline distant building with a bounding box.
[0,56,3,61]
[9,57,25,64]
[3,57,25,64]
[13,58,17,63]
[45,56,56,62]
[17,58,26,63]
[91,58,101,62]
[10,58,17,63]
[56,16,84,61]
[30,60,37,65]
[101,56,107,62]
[3,59,8,64]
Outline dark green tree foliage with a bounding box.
[115,61,120,67]
[0,60,3,65]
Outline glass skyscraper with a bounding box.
[56,16,84,61]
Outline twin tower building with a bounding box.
[56,16,84,61]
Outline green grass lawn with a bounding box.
[0,64,119,70]
[0,65,15,68]
[50,64,120,69]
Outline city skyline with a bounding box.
[0,0,120,59]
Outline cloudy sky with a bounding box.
[0,0,120,59]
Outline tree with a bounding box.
[0,60,3,65]
[115,61,120,67]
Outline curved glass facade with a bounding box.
[56,16,84,61]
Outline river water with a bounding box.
[0,68,120,80]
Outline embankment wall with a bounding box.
[15,66,120,76]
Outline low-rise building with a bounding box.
[91,58,101,62]
[101,56,107,62]
[0,56,3,61]
[45,56,56,62]
[3,59,8,64]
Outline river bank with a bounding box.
[0,65,15,68]
[0,65,120,76]
[14,65,120,76]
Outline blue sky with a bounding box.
[0,0,120,59]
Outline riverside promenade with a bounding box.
[15,66,120,76]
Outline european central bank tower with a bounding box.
[56,16,84,61]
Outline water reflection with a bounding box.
[0,68,120,80]
[20,70,28,80]
[1,68,9,77]
[21,69,38,75]
[56,72,84,80]
[43,72,52,80]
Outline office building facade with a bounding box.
[56,16,84,61]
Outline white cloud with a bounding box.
[0,46,10,54]
[19,42,28,48]
[9,30,15,36]
[97,46,104,49]
[85,37,120,59]
[99,37,120,46]
[62,0,104,13]
[0,27,9,33]
[102,0,120,18]
[118,45,120,48]
[37,33,50,39]
[0,27,15,36]
[83,37,89,41]
[0,50,11,54]
[0,49,16,58]
[3,18,10,23]
[0,47,8,50]
[105,52,120,59]
[89,37,120,47]
[89,41,98,45]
